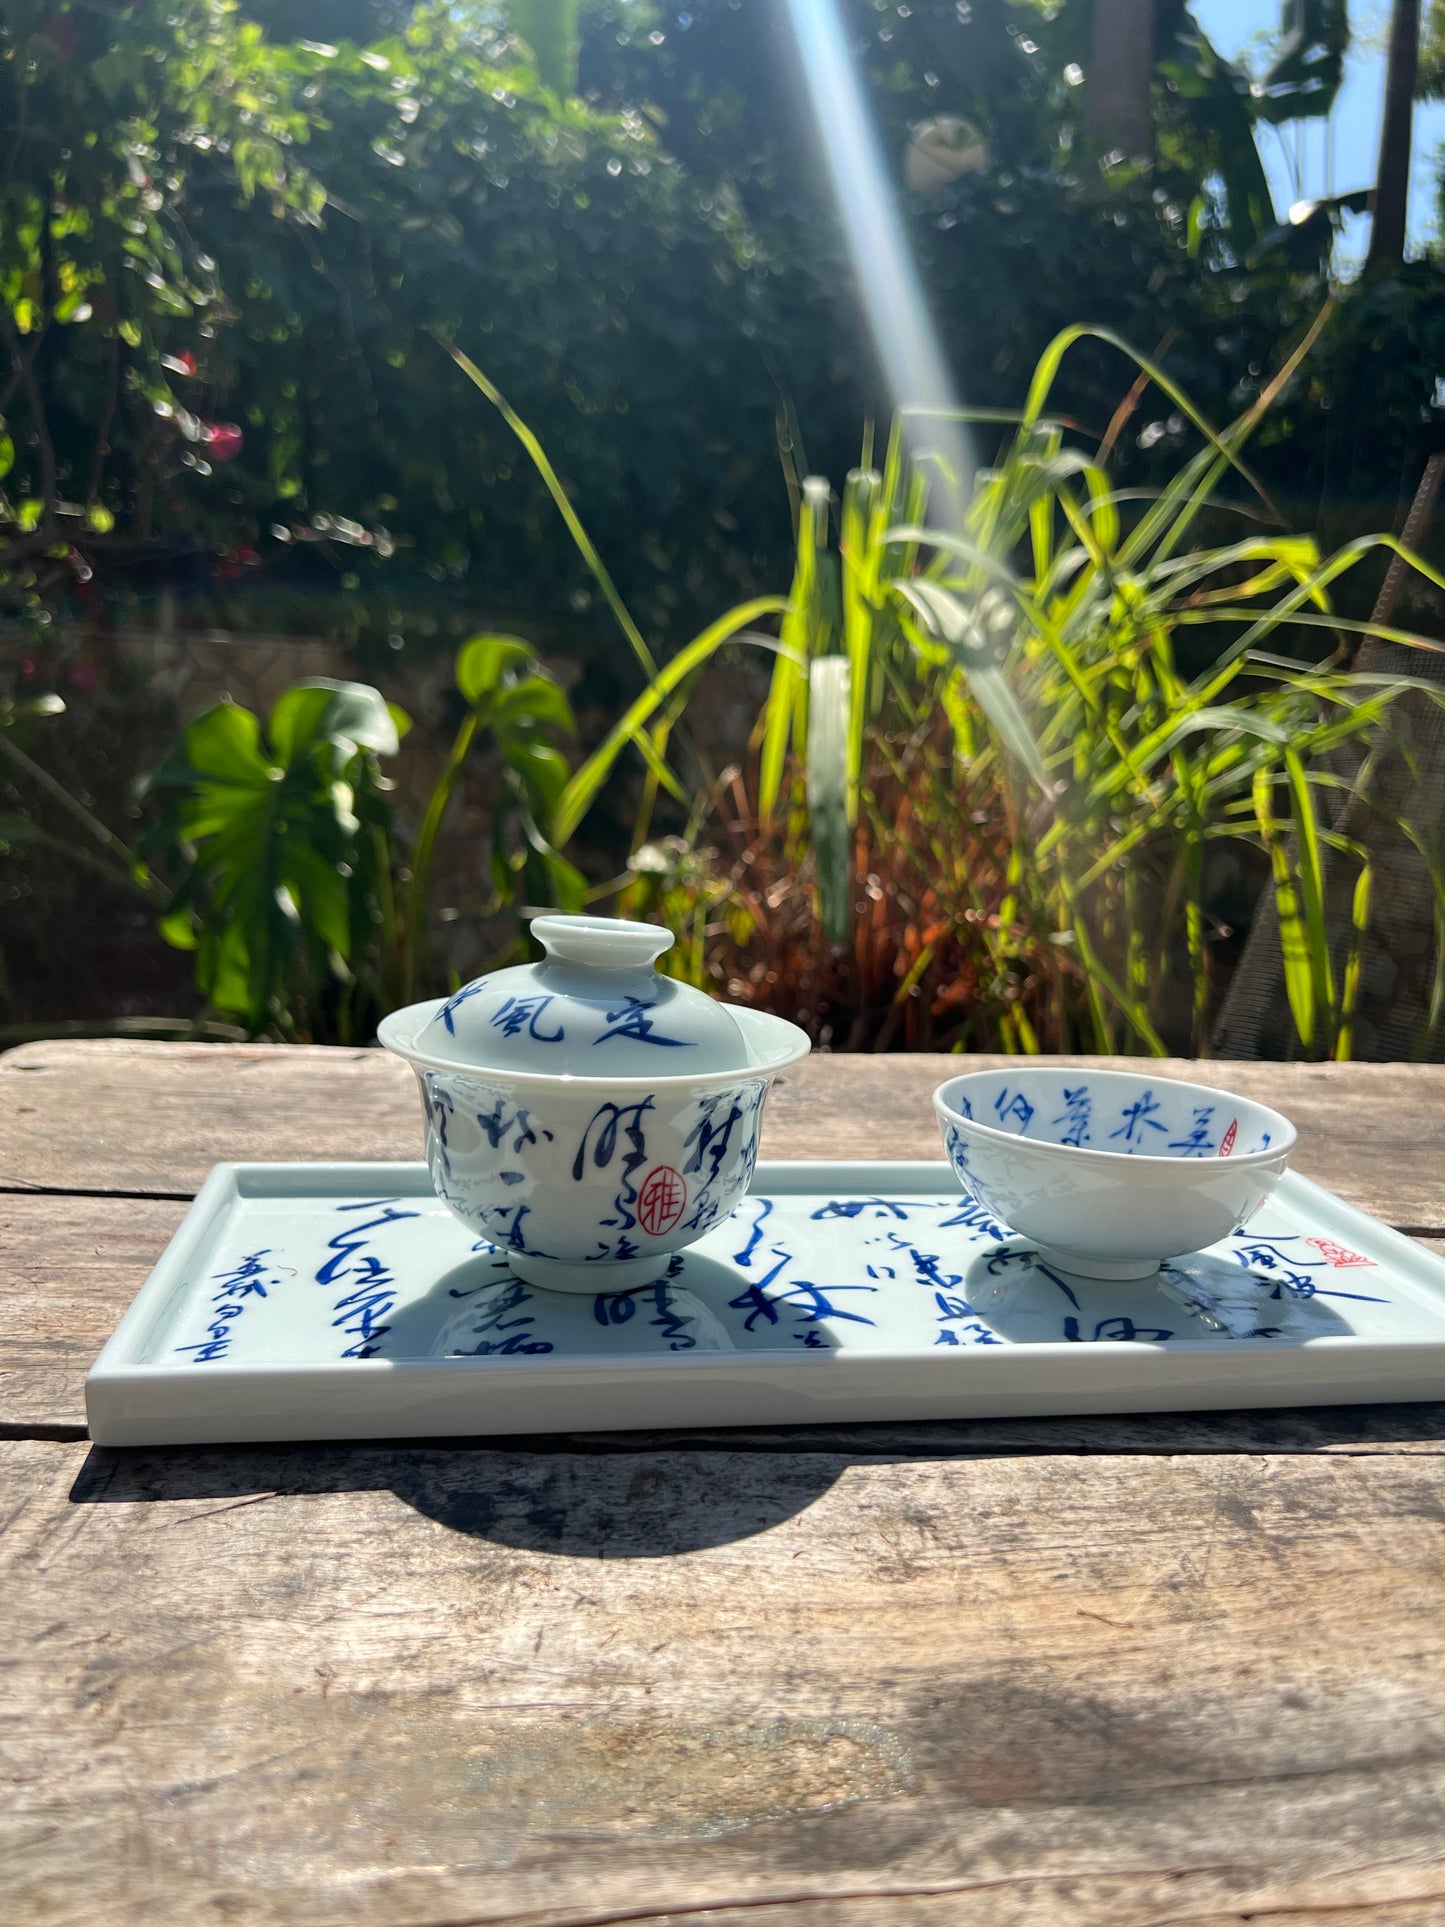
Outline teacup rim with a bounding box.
[933,1066,1298,1170]
[378,996,812,1089]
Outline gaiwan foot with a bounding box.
[507,1249,674,1295]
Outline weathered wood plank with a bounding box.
[0,1192,188,1433]
[5,1190,1445,1451]
[3,1042,1443,1226]
[5,1436,1445,1927]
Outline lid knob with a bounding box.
[531,914,674,973]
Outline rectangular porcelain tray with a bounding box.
[86,1161,1445,1445]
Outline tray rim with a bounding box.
[84,1159,1445,1444]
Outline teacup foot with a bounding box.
[1035,1246,1161,1283]
[507,1250,674,1296]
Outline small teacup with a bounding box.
[934,1066,1296,1280]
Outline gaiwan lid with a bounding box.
[421,914,750,1075]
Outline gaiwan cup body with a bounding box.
[378,916,811,1293]
[933,1066,1296,1280]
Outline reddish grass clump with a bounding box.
[626,715,1079,1053]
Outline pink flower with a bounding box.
[202,423,243,462]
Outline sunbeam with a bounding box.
[781,0,975,510]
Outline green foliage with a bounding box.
[0,685,161,899]
[143,680,409,1038]
[0,0,320,619]
[641,326,1445,1059]
[1254,0,1350,124]
[509,0,582,92]
[7,0,1439,676]
[144,634,581,1037]
[1423,0,1445,99]
[397,632,585,1005]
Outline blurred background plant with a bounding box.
[7,316,1445,1054]
[138,640,581,1039]
[619,326,1445,1060]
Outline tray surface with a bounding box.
[86,1161,1445,1444]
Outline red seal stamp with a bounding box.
[1305,1236,1375,1268]
[637,1164,687,1237]
[1218,1117,1238,1156]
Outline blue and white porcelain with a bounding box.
[934,1066,1296,1281]
[89,1158,1445,1447]
[378,914,811,1293]
[414,914,750,1074]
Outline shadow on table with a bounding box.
[65,1397,1445,1556]
[66,1438,850,1557]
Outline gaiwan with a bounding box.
[378,914,811,1293]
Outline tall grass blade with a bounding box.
[1283,747,1335,1042]
[436,334,660,683]
[760,478,828,825]
[555,598,788,845]
[1335,855,1372,1062]
[806,657,852,946]
[1253,764,1315,1052]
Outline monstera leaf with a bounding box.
[145,680,408,1036]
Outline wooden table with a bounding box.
[4,1041,1445,1927]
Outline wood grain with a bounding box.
[5,1045,1445,1927]
[6,1435,1445,1927]
[3,1041,1444,1226]
[0,1191,188,1432]
[4,1189,1445,1451]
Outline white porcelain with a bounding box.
[413,914,749,1074]
[86,1159,1445,1447]
[934,1067,1296,1281]
[377,915,810,1292]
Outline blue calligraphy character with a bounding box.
[595,998,693,1048]
[1109,1089,1167,1147]
[773,1279,876,1327]
[811,1198,916,1221]
[316,1203,419,1286]
[683,1090,744,1181]
[423,1083,457,1182]
[173,1334,234,1362]
[1063,1316,1172,1342]
[477,1101,546,1154]
[212,1250,272,1300]
[934,1290,976,1321]
[993,1088,1035,1132]
[727,1252,793,1330]
[468,1332,555,1355]
[733,1197,773,1268]
[936,1198,1008,1241]
[1052,1085,1092,1148]
[647,1283,696,1351]
[593,1291,639,1326]
[489,994,564,1043]
[1233,1237,1324,1274]
[943,1122,976,1186]
[434,981,486,1035]
[457,1281,555,1355]
[730,1280,781,1331]
[585,1234,642,1264]
[572,1097,654,1179]
[1169,1105,1217,1156]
